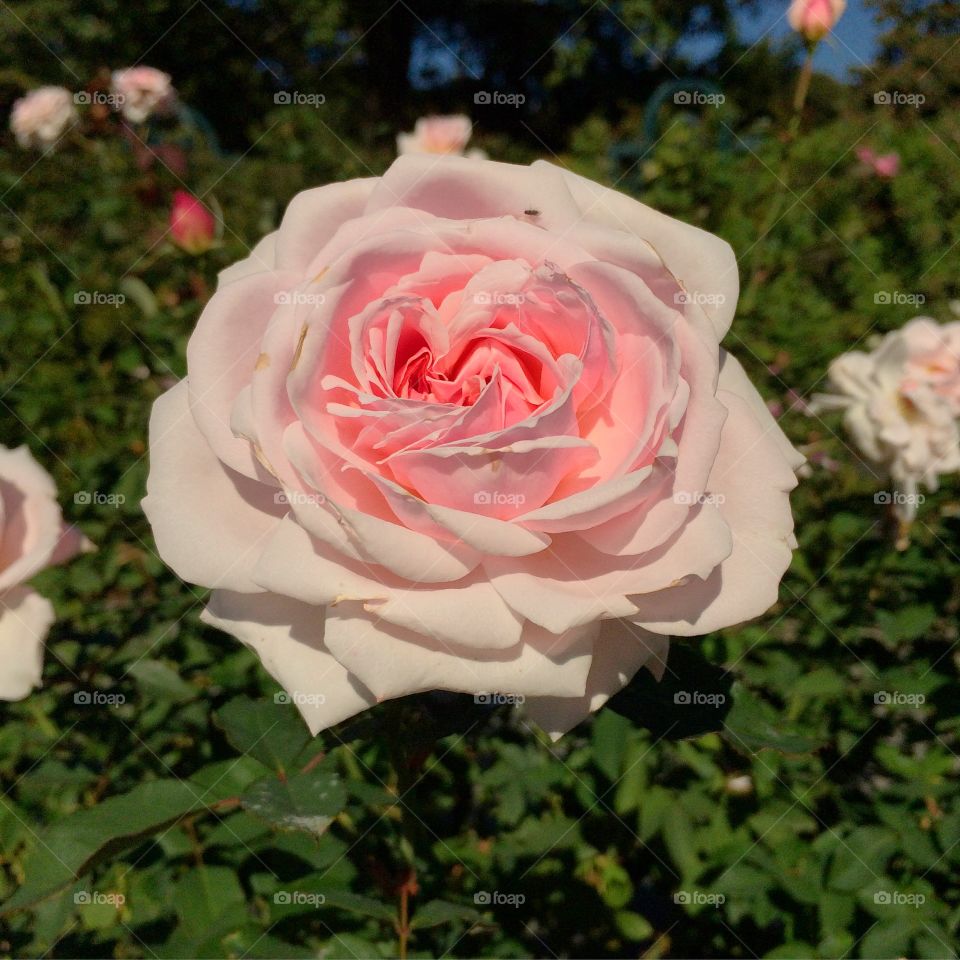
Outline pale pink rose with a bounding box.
[811,320,960,522]
[9,86,78,151]
[111,66,175,124]
[170,190,216,254]
[788,0,846,42]
[0,445,90,700]
[397,115,481,157]
[856,146,900,179]
[900,317,960,414]
[144,155,802,739]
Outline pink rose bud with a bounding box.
[788,0,846,42]
[170,190,215,254]
[872,153,900,179]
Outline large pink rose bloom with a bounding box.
[144,156,802,738]
[0,445,90,700]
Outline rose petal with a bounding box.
[201,590,375,736]
[0,586,54,701]
[143,380,285,592]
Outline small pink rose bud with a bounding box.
[788,0,846,43]
[169,190,215,254]
[872,152,900,179]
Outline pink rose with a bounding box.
[397,115,483,158]
[856,146,900,179]
[170,190,216,254]
[9,86,77,151]
[111,66,175,124]
[0,445,90,700]
[144,156,802,738]
[811,318,960,522]
[788,0,845,42]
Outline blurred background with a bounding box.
[1,1,959,958]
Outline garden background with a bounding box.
[1,0,959,957]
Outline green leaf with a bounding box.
[127,659,197,702]
[1,780,210,914]
[172,866,246,933]
[723,685,820,755]
[216,695,311,776]
[242,765,346,837]
[606,643,733,739]
[591,709,631,780]
[410,899,481,930]
[317,890,395,922]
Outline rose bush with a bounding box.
[144,155,802,738]
[0,444,89,700]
